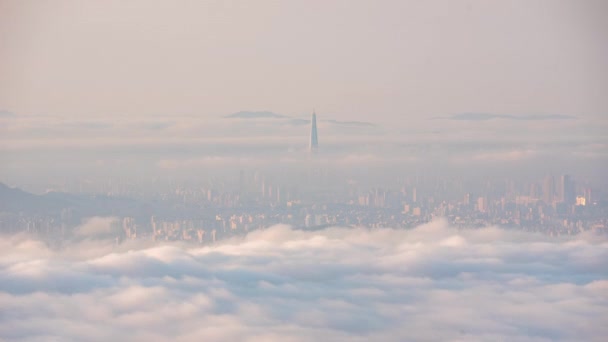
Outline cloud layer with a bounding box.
[1,220,607,341]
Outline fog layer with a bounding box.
[1,220,607,341]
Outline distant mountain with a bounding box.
[0,183,144,217]
[446,113,576,121]
[224,111,287,119]
[0,183,82,214]
[0,182,196,222]
[0,182,33,205]
[325,119,376,127]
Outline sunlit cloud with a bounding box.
[1,220,606,341]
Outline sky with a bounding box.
[1,219,607,341]
[0,0,607,188]
[1,3,608,340]
[1,0,607,122]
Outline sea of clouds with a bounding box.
[1,219,607,341]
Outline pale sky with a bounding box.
[1,0,607,123]
[1,0,607,188]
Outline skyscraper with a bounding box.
[558,174,575,205]
[309,110,319,153]
[543,175,554,204]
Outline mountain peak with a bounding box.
[224,111,286,119]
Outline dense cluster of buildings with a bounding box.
[5,169,605,244]
[1,113,606,243]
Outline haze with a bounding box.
[1,1,607,341]
[1,0,607,120]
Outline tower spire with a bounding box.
[309,110,318,153]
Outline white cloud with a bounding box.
[1,220,607,341]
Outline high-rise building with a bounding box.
[576,196,586,206]
[477,196,488,213]
[558,174,575,205]
[584,188,592,205]
[309,110,319,153]
[542,175,554,204]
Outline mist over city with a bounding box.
[1,1,607,341]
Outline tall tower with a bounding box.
[542,175,554,204]
[559,174,575,205]
[309,110,319,153]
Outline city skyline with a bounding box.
[1,1,606,341]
